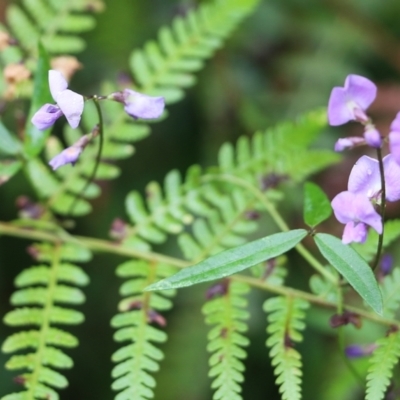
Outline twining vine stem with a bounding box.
[0,221,398,329]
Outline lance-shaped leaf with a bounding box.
[314,233,382,314]
[145,229,307,291]
[303,182,332,227]
[0,120,21,156]
[0,159,22,185]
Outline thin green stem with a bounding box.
[0,221,397,328]
[372,147,386,270]
[205,173,338,284]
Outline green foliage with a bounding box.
[111,261,177,400]
[381,267,400,319]
[314,233,383,314]
[203,281,250,400]
[365,330,400,400]
[303,182,332,227]
[130,0,260,103]
[264,296,309,400]
[1,242,90,400]
[146,230,307,291]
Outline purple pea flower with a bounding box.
[328,74,376,126]
[31,70,84,130]
[389,112,400,166]
[111,89,164,120]
[331,191,382,244]
[363,126,382,148]
[334,136,365,152]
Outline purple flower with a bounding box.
[111,89,164,119]
[389,112,400,165]
[331,191,382,244]
[334,137,365,152]
[31,70,84,130]
[363,126,381,148]
[328,74,376,126]
[49,146,82,170]
[345,344,376,359]
[348,155,400,202]
[380,254,393,276]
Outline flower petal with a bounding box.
[49,146,82,170]
[49,70,68,101]
[364,127,381,148]
[347,155,380,197]
[56,89,84,129]
[123,89,165,119]
[383,154,400,201]
[328,87,354,126]
[389,130,400,166]
[31,104,63,130]
[342,222,368,244]
[334,137,365,152]
[345,75,377,111]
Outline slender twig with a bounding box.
[372,147,386,270]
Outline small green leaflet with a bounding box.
[0,120,22,156]
[0,159,22,185]
[145,229,307,291]
[24,42,52,157]
[314,233,382,314]
[303,182,332,227]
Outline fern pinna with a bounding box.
[111,260,177,400]
[1,242,90,400]
[202,280,250,400]
[264,296,309,400]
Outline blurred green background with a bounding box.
[2,0,400,399]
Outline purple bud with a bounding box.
[334,137,365,152]
[364,127,381,148]
[31,104,63,130]
[49,146,82,170]
[328,75,376,126]
[111,89,165,120]
[380,254,393,276]
[345,344,376,359]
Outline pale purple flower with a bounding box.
[31,70,84,130]
[49,146,82,170]
[334,137,365,152]
[328,74,376,126]
[111,89,164,119]
[363,126,381,148]
[389,112,400,165]
[331,191,382,244]
[348,155,400,202]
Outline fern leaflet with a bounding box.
[1,242,91,400]
[365,330,400,400]
[111,260,177,400]
[381,267,400,319]
[264,296,309,400]
[203,280,250,400]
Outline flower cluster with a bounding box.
[31,70,165,170]
[328,74,400,243]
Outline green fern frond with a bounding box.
[203,280,250,400]
[309,267,338,302]
[264,296,309,400]
[131,0,260,104]
[1,0,102,64]
[1,242,90,400]
[365,330,400,400]
[111,260,177,400]
[352,219,400,262]
[381,267,400,319]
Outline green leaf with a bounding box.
[0,120,21,155]
[145,229,307,291]
[24,42,52,157]
[0,159,22,185]
[314,233,382,314]
[303,182,332,227]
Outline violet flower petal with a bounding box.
[122,89,165,119]
[331,191,382,236]
[345,345,367,359]
[342,222,368,244]
[49,146,82,170]
[382,154,400,201]
[49,70,68,101]
[56,89,84,129]
[328,74,376,126]
[364,127,381,148]
[31,104,63,130]
[347,156,380,198]
[389,131,400,165]
[334,137,365,152]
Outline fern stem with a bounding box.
[205,173,338,284]
[27,243,61,399]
